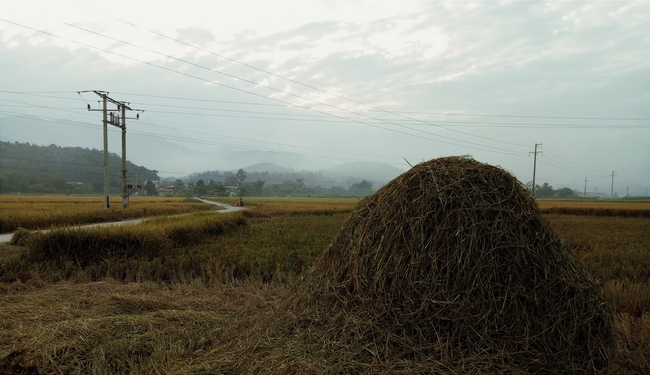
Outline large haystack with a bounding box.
[282,156,612,374]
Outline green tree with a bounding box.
[173,179,185,194]
[185,181,196,197]
[144,180,157,196]
[224,176,237,186]
[245,180,266,197]
[236,169,247,187]
[207,180,218,195]
[556,187,576,198]
[536,182,554,198]
[194,179,208,197]
[213,182,227,197]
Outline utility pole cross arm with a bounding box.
[81,90,142,209]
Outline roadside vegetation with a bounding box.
[0,197,649,373]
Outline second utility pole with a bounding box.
[530,143,542,197]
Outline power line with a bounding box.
[541,147,609,176]
[2,93,521,160]
[62,21,533,150]
[0,18,642,179]
[377,109,650,122]
[99,12,650,125]
[2,90,648,129]
[0,93,633,179]
[0,108,405,165]
[29,19,524,154]
[103,15,649,149]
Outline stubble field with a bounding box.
[0,196,649,374]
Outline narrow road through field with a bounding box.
[0,198,245,244]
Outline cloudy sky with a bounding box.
[1,0,649,195]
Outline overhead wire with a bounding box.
[0,106,403,166]
[0,93,403,162]
[60,20,529,154]
[1,17,643,182]
[0,93,402,164]
[3,91,647,129]
[541,147,609,176]
[107,14,650,150]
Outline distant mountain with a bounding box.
[238,163,296,174]
[0,115,406,184]
[224,150,337,171]
[319,162,405,186]
[236,161,405,186]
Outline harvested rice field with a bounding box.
[1,158,649,374]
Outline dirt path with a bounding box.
[0,198,245,244]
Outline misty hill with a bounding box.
[1,115,407,180]
[237,162,405,187]
[1,115,341,175]
[0,115,211,176]
[319,162,405,186]
[238,163,295,174]
[188,161,404,189]
[0,141,159,194]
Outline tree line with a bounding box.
[159,169,375,198]
[1,141,581,199]
[527,182,578,198]
[0,141,159,194]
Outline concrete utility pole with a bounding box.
[610,171,616,198]
[80,90,141,208]
[530,143,542,197]
[584,177,588,197]
[121,105,127,208]
[102,95,109,208]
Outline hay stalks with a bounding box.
[221,156,614,374]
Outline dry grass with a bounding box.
[538,199,650,218]
[537,199,650,211]
[2,181,650,374]
[0,212,249,284]
[0,244,25,262]
[0,196,214,233]
[547,213,650,374]
[0,280,283,374]
[216,156,614,374]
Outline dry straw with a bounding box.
[220,156,614,374]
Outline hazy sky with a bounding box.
[1,0,649,195]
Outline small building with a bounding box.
[157,186,175,196]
